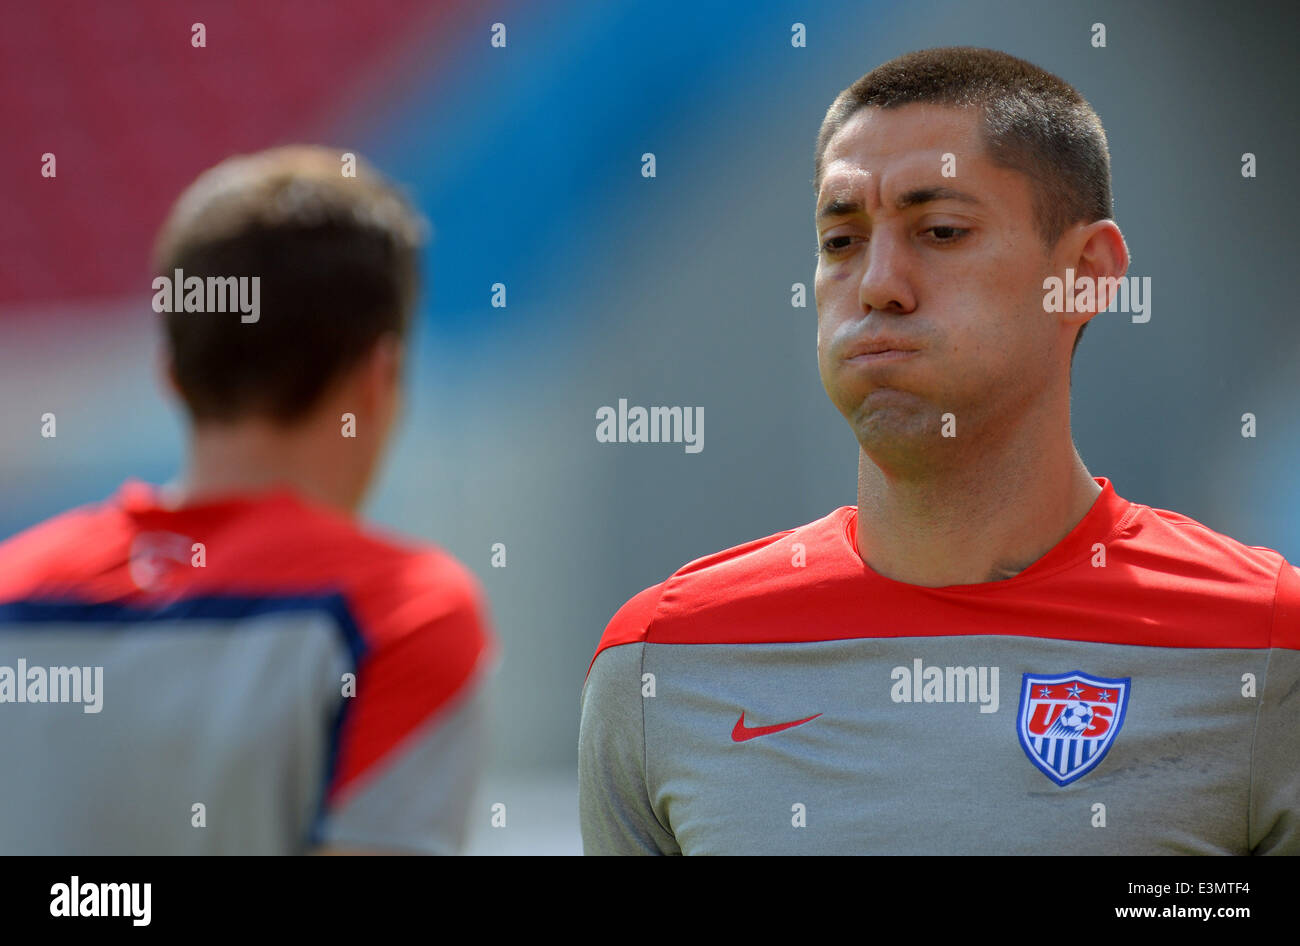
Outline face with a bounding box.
[814,104,1064,473]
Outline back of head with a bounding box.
[153,146,427,426]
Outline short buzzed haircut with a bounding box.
[815,47,1113,355]
[153,146,427,425]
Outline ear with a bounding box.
[158,345,183,401]
[370,331,403,384]
[1062,219,1129,333]
[360,332,404,415]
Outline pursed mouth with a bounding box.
[845,347,919,361]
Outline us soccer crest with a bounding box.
[1017,671,1130,786]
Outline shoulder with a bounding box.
[1268,558,1300,650]
[588,507,855,672]
[343,529,487,628]
[196,494,492,647]
[1120,498,1289,589]
[1117,498,1298,647]
[308,516,492,667]
[1126,500,1285,570]
[0,496,130,600]
[310,520,494,802]
[0,486,492,655]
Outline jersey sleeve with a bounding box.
[578,584,680,855]
[314,552,496,854]
[1249,562,1300,854]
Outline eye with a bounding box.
[819,235,859,254]
[924,225,969,243]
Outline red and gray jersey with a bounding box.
[0,481,495,854]
[579,478,1300,855]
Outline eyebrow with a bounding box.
[817,185,982,222]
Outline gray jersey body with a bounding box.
[0,600,487,855]
[581,638,1296,854]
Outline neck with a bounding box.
[855,401,1100,587]
[168,418,367,515]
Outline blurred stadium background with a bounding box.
[1,0,1296,854]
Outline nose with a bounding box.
[858,229,916,316]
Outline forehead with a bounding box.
[819,103,990,192]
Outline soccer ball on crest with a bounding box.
[1058,701,1094,734]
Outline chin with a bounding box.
[846,385,931,420]
[845,389,942,449]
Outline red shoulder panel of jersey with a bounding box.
[0,480,496,801]
[321,544,494,804]
[1271,561,1300,650]
[591,479,1296,653]
[587,581,664,677]
[587,525,801,674]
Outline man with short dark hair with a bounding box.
[579,48,1299,855]
[0,146,495,855]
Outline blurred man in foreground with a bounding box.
[0,146,495,854]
